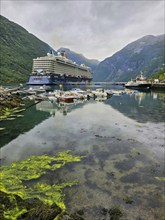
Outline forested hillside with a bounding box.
[0,15,52,84]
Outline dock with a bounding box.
[64,82,126,86]
[151,83,165,90]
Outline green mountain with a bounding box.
[0,15,52,84]
[150,67,165,81]
[93,35,165,82]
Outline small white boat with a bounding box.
[71,88,87,99]
[92,88,108,98]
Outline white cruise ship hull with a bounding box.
[27,74,92,85]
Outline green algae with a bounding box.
[32,181,78,209]
[0,151,84,219]
[12,109,25,113]
[0,107,25,121]
[4,206,27,220]
[0,127,6,131]
[155,177,165,181]
[0,192,28,220]
[16,115,24,118]
[6,117,16,120]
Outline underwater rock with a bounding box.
[70,211,85,220]
[108,207,123,220]
[0,191,60,220]
[120,172,142,184]
[0,87,24,122]
[0,190,87,220]
[0,90,22,109]
[100,206,123,220]
[114,159,135,171]
[101,207,108,215]
[106,172,116,181]
[84,168,94,180]
[123,196,134,204]
[18,202,61,220]
[60,214,73,220]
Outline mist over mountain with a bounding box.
[93,35,165,82]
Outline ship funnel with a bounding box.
[60,50,67,58]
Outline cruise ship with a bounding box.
[27,50,93,85]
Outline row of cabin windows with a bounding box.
[33,64,91,77]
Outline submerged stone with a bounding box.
[109,206,123,220]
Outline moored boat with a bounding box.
[125,72,151,90]
[27,50,93,85]
[92,88,109,98]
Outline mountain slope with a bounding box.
[57,48,99,72]
[0,15,53,84]
[93,35,165,82]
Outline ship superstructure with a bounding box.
[125,72,151,90]
[27,51,93,85]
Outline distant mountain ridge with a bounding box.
[93,34,165,82]
[57,48,99,71]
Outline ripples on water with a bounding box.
[1,87,165,219]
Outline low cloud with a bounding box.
[1,0,164,60]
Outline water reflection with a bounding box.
[1,97,164,164]
[0,103,50,148]
[33,90,165,124]
[1,90,164,149]
[1,90,164,219]
[105,91,165,123]
[36,100,87,116]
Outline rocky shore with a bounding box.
[0,87,23,116]
[0,191,86,220]
[0,190,125,220]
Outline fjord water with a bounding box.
[1,88,165,219]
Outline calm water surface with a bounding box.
[1,87,165,220]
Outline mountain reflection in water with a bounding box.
[106,91,165,123]
[36,91,165,123]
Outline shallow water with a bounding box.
[0,87,165,219]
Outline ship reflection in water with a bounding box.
[36,100,87,116]
[34,89,162,123]
[0,89,165,220]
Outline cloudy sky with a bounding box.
[1,0,164,61]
